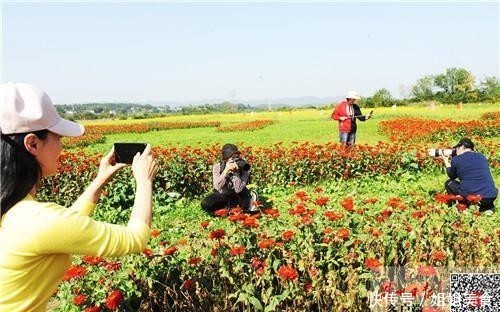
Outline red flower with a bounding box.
[277,265,299,280]
[387,197,401,208]
[164,246,178,256]
[365,258,382,272]
[72,294,86,306]
[104,261,121,272]
[432,250,446,261]
[466,194,482,204]
[63,265,87,281]
[324,211,344,222]
[456,203,467,212]
[363,198,378,204]
[150,229,161,238]
[315,196,329,206]
[251,257,266,275]
[281,230,294,241]
[295,190,309,201]
[336,228,350,240]
[258,238,275,249]
[323,227,334,234]
[418,265,437,277]
[143,248,153,257]
[183,278,194,290]
[242,217,259,228]
[105,290,124,310]
[262,208,280,218]
[229,245,246,256]
[188,257,201,266]
[82,256,103,265]
[200,221,210,228]
[214,208,228,217]
[209,229,226,240]
[84,307,101,312]
[340,197,354,212]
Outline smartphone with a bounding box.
[114,143,146,164]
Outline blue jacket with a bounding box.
[447,151,498,198]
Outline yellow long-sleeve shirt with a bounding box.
[0,194,150,311]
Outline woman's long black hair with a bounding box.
[1,130,48,217]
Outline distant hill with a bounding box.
[147,96,343,108]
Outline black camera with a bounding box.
[229,157,251,171]
[428,148,457,157]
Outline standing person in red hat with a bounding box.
[331,91,373,146]
[0,82,158,311]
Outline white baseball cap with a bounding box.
[0,82,84,136]
[346,91,361,100]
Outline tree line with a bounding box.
[360,67,499,107]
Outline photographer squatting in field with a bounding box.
[0,82,158,311]
[442,138,498,214]
[201,143,257,214]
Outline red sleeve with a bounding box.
[331,103,343,120]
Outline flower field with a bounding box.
[42,106,499,311]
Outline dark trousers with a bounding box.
[201,188,251,213]
[445,179,496,212]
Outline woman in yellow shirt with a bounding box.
[0,82,158,311]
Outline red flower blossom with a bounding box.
[262,208,280,218]
[456,203,468,212]
[143,248,153,257]
[72,294,86,306]
[340,197,354,212]
[229,245,246,256]
[323,227,334,234]
[82,256,103,265]
[63,265,87,281]
[277,265,299,280]
[324,211,344,222]
[209,229,226,240]
[188,257,201,266]
[295,190,309,201]
[315,196,329,206]
[387,197,401,208]
[365,258,382,272]
[418,265,437,277]
[432,250,446,261]
[104,261,121,272]
[251,258,266,275]
[466,194,482,204]
[150,229,161,237]
[242,217,259,228]
[84,307,101,312]
[200,221,210,228]
[258,238,275,249]
[336,228,350,240]
[105,290,124,310]
[363,198,378,204]
[281,230,294,241]
[214,208,228,217]
[228,214,246,222]
[183,278,194,290]
[164,246,178,256]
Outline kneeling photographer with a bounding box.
[437,138,497,213]
[201,143,256,214]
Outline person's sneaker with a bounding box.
[248,191,259,212]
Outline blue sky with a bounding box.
[1,1,498,104]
